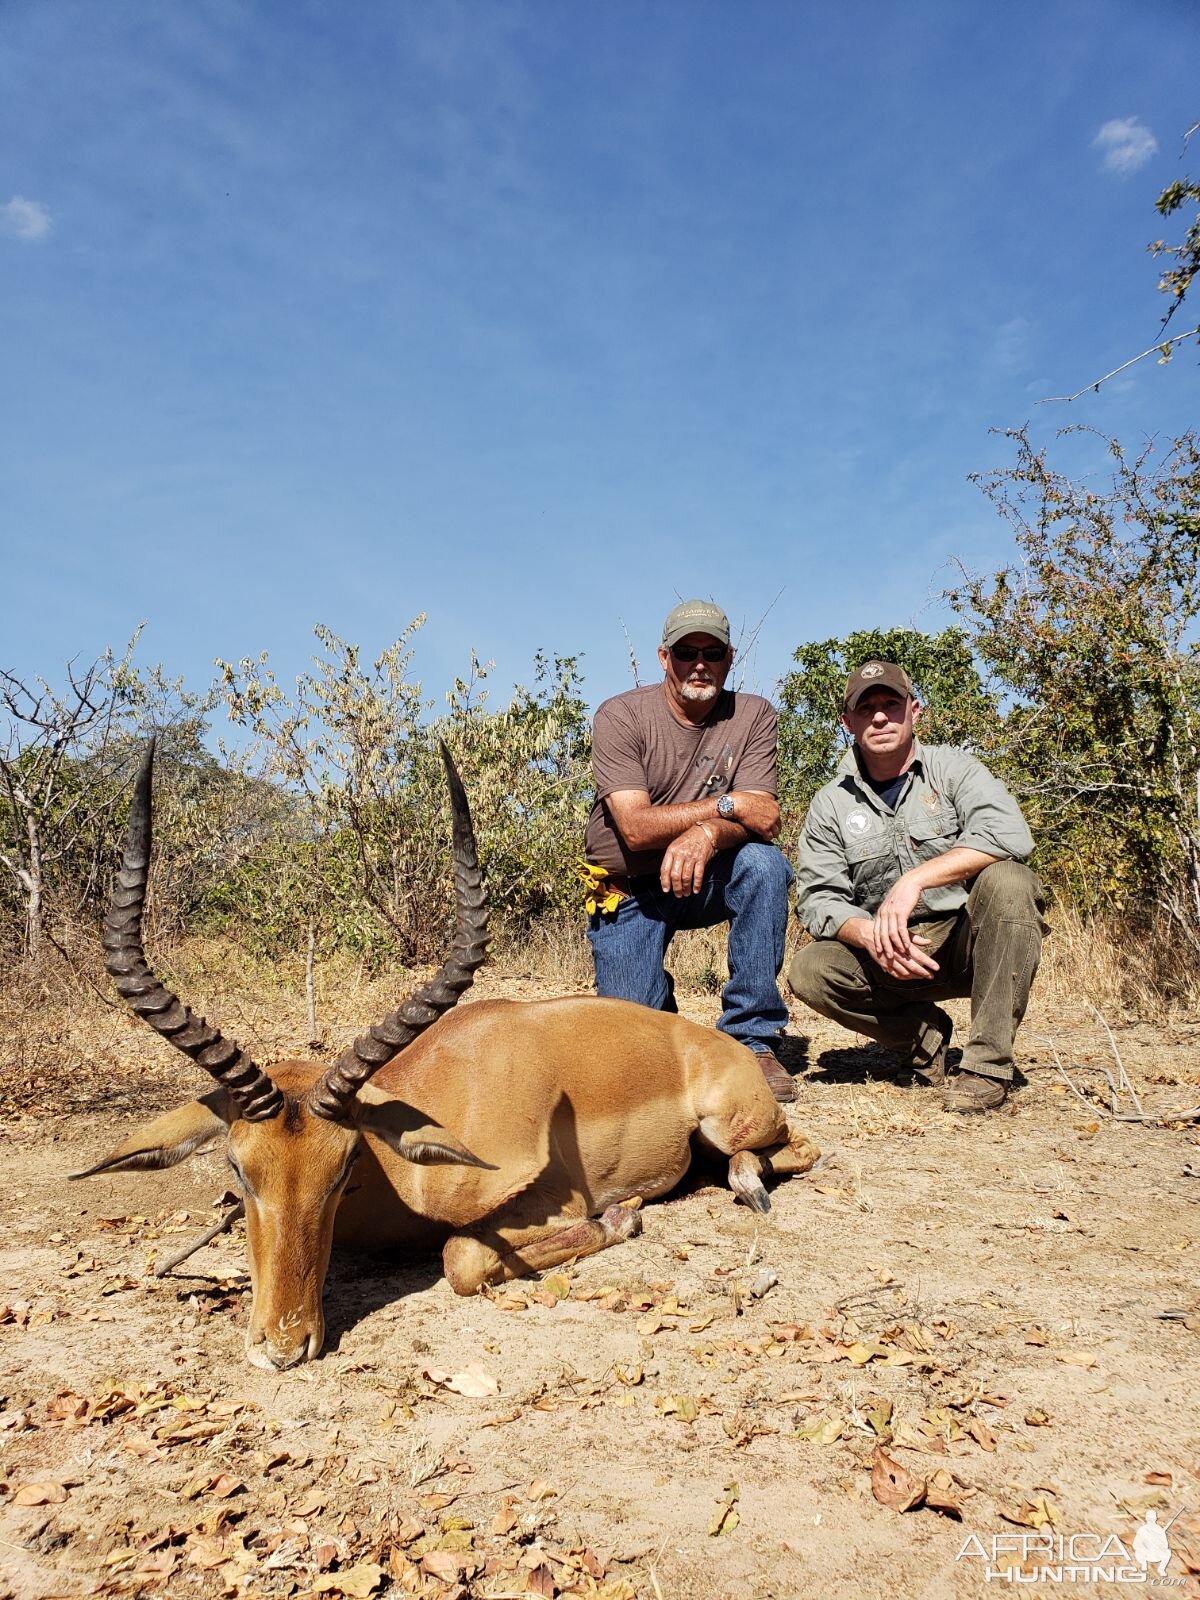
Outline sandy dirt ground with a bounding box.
[2,974,1199,1600]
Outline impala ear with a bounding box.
[355,1101,495,1170]
[70,1092,235,1178]
[393,1129,495,1168]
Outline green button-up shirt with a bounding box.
[795,741,1033,939]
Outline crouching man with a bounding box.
[789,661,1045,1112]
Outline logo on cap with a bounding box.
[860,664,884,678]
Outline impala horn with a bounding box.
[308,742,489,1123]
[102,738,283,1121]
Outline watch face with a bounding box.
[717,794,735,818]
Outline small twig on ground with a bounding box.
[835,1283,905,1313]
[1089,1006,1144,1115]
[153,1200,245,1277]
[1044,1036,1200,1124]
[1044,1037,1114,1114]
[1114,1102,1200,1124]
[647,1534,669,1600]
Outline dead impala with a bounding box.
[74,740,819,1370]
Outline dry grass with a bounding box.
[489,912,750,998]
[4,902,1199,1116]
[1033,901,1200,1017]
[488,910,593,990]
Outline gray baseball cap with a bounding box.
[844,660,914,710]
[662,599,731,649]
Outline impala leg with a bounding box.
[443,1204,643,1296]
[759,1125,821,1175]
[728,1125,820,1213]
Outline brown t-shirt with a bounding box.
[585,684,779,876]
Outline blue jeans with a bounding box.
[586,843,794,1054]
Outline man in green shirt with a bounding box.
[789,661,1045,1112]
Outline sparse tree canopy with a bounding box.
[958,426,1200,942]
[217,620,592,967]
[1151,120,1200,344]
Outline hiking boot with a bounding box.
[751,1047,797,1104]
[906,1011,952,1088]
[943,1070,1008,1113]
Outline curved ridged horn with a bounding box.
[308,742,489,1122]
[102,738,283,1122]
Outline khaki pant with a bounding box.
[788,861,1046,1083]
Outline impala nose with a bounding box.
[246,1329,321,1370]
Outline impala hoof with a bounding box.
[601,1203,643,1243]
[728,1151,772,1214]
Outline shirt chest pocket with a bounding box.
[906,808,959,862]
[846,833,892,867]
[845,833,897,902]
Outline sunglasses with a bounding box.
[670,644,729,663]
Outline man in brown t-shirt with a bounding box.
[585,599,796,1102]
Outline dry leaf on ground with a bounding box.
[796,1411,845,1445]
[999,1494,1061,1529]
[924,1468,973,1518]
[870,1448,925,1512]
[422,1363,500,1397]
[967,1417,997,1451]
[13,1480,70,1506]
[708,1481,740,1537]
[312,1561,387,1596]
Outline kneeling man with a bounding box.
[789,661,1045,1112]
[584,599,795,1102]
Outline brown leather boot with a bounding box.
[943,1070,1008,1112]
[906,1011,952,1087]
[753,1048,797,1104]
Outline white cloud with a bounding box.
[992,315,1031,374]
[1093,117,1157,176]
[1,195,53,240]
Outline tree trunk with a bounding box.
[25,811,42,960]
[305,918,319,1048]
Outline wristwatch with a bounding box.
[716,793,736,820]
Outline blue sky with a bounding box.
[2,0,1196,727]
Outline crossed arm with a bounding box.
[605,788,781,896]
[837,846,999,978]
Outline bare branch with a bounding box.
[154,1202,245,1277]
[620,620,642,688]
[1043,1034,1199,1125]
[1040,323,1200,404]
[1088,1005,1144,1115]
